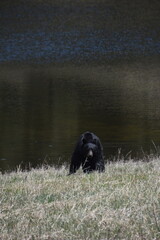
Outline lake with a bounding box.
[0,0,160,172]
[0,59,160,172]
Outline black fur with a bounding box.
[69,132,105,174]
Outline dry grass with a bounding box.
[0,159,160,240]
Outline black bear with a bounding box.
[69,131,105,174]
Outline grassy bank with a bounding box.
[0,159,160,240]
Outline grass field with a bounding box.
[0,159,160,240]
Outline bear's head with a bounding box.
[81,132,99,159]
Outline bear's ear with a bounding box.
[82,138,87,144]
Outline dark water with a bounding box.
[1,1,160,63]
[1,61,160,172]
[0,1,160,172]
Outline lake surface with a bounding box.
[0,0,160,172]
[0,60,160,172]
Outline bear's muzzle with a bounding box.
[87,149,93,158]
